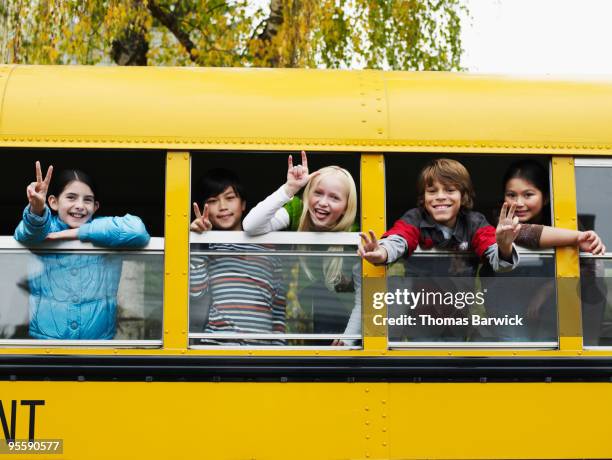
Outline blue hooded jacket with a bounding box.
[14,205,150,340]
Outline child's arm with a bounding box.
[243,151,316,235]
[536,226,605,255]
[495,202,521,262]
[76,215,150,248]
[358,231,389,264]
[242,185,292,235]
[14,161,54,243]
[14,205,52,243]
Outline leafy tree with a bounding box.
[0,0,464,69]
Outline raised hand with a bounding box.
[27,161,53,216]
[191,202,212,233]
[358,230,388,265]
[284,150,317,196]
[496,202,521,259]
[578,230,606,255]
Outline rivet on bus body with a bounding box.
[182,272,187,276]
[365,421,370,425]
[382,414,387,418]
[165,330,169,334]
[382,442,387,447]
[362,120,367,123]
[365,407,369,411]
[182,330,186,335]
[382,428,387,433]
[381,400,386,404]
[365,388,370,393]
[366,435,370,440]
[167,213,171,217]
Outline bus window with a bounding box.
[575,159,611,347]
[189,151,362,348]
[384,155,557,347]
[0,150,164,344]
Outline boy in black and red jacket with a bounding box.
[360,158,520,271]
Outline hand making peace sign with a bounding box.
[191,202,213,233]
[284,151,318,197]
[357,230,389,265]
[27,161,53,216]
[495,202,521,259]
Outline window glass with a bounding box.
[576,161,612,346]
[386,252,556,345]
[189,240,361,346]
[384,155,557,347]
[189,151,361,347]
[0,243,163,342]
[0,150,165,344]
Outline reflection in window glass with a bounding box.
[387,253,557,345]
[576,164,612,346]
[0,251,163,341]
[576,166,612,242]
[579,258,609,346]
[189,243,361,346]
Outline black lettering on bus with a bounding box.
[0,400,45,441]
[0,400,16,442]
[20,401,44,440]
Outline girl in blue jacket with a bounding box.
[14,162,150,340]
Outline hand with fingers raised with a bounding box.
[496,202,521,261]
[358,230,388,265]
[191,203,213,233]
[284,150,318,197]
[578,230,606,255]
[27,161,53,216]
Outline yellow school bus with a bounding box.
[0,65,611,459]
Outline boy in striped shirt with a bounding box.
[190,169,286,345]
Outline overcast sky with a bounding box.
[462,0,612,75]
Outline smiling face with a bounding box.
[307,174,349,230]
[48,180,99,228]
[423,180,462,228]
[504,177,545,223]
[205,186,245,231]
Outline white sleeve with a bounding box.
[341,263,362,345]
[243,185,293,235]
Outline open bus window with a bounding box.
[575,159,612,347]
[189,151,362,348]
[0,150,165,344]
[384,155,558,347]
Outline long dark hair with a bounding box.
[502,160,551,225]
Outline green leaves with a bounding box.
[0,0,464,70]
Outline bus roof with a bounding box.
[1,65,612,154]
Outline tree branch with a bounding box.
[257,0,283,42]
[148,0,197,62]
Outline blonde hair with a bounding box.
[297,166,357,232]
[296,166,357,290]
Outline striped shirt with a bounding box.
[190,243,286,345]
